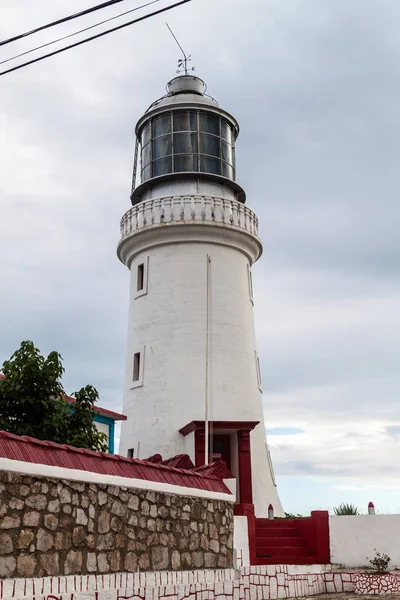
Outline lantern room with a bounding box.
[130,75,246,205]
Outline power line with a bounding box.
[0,0,162,68]
[0,0,125,48]
[0,0,192,77]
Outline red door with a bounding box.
[211,434,231,470]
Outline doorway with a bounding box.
[211,434,231,470]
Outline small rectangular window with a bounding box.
[266,444,277,486]
[127,448,134,459]
[131,346,145,389]
[247,264,254,305]
[134,257,148,299]
[255,352,262,392]
[137,264,144,292]
[133,352,141,382]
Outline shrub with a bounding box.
[368,550,391,574]
[333,503,360,515]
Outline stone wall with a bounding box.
[0,471,233,579]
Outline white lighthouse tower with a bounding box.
[118,73,283,518]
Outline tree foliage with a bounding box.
[0,341,108,452]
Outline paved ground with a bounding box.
[297,594,400,600]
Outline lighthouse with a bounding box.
[117,74,283,518]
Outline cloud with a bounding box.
[1,0,399,511]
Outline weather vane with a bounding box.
[166,23,195,76]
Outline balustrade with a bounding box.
[120,196,259,240]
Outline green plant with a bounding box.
[333,502,360,515]
[284,512,306,519]
[0,340,108,452]
[368,550,391,574]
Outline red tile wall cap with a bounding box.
[145,454,163,463]
[194,460,234,480]
[162,454,196,470]
[0,430,231,494]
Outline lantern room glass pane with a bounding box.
[199,133,220,157]
[173,111,197,132]
[142,122,151,146]
[152,156,172,177]
[142,165,151,180]
[153,115,171,138]
[221,161,234,179]
[200,155,220,174]
[152,135,172,160]
[221,120,233,143]
[221,140,233,165]
[173,132,198,154]
[199,113,219,135]
[141,142,151,167]
[174,154,198,172]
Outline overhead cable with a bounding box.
[0,0,192,77]
[0,0,125,48]
[0,0,162,67]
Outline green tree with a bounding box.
[0,340,108,452]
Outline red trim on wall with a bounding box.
[191,422,257,507]
[311,510,330,564]
[179,420,259,436]
[237,430,253,505]
[64,396,127,421]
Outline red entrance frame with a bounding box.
[179,420,259,505]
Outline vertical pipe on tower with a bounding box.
[205,254,212,464]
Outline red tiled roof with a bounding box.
[162,454,196,470]
[194,460,234,479]
[0,431,231,494]
[0,375,126,421]
[63,395,126,421]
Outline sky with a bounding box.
[1,0,399,515]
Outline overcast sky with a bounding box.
[1,0,399,515]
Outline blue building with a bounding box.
[65,395,126,454]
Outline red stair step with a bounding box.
[257,536,307,548]
[255,527,302,537]
[257,546,309,559]
[253,556,319,566]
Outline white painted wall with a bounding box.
[330,515,400,568]
[234,515,250,567]
[94,420,110,439]
[118,185,283,517]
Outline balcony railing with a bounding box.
[120,196,259,240]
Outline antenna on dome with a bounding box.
[166,23,195,75]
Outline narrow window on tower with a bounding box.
[266,443,277,486]
[137,263,144,291]
[127,448,134,459]
[247,264,254,305]
[131,346,145,388]
[133,353,140,381]
[255,352,262,392]
[134,257,149,299]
